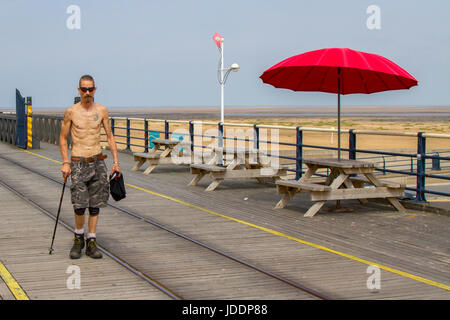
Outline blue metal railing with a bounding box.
[104,117,450,202]
[17,114,447,202]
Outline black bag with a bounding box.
[109,171,126,201]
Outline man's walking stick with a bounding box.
[49,175,68,254]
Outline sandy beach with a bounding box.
[59,105,447,154]
[30,105,450,132]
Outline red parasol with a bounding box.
[260,48,418,159]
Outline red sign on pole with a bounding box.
[212,32,223,49]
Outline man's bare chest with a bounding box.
[71,111,102,131]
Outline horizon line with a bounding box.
[1,104,449,111]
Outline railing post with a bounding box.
[415,132,426,202]
[52,118,58,145]
[164,120,170,151]
[15,89,26,148]
[126,118,131,151]
[165,120,169,139]
[144,119,149,153]
[111,118,115,136]
[254,124,259,150]
[349,129,356,160]
[296,126,303,180]
[189,121,194,153]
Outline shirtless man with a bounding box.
[60,74,121,259]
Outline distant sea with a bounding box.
[107,105,450,120]
[2,105,449,120]
[223,112,450,118]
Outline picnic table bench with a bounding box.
[189,147,289,191]
[275,158,406,217]
[132,138,201,174]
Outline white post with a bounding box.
[220,39,225,124]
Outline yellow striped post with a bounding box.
[26,97,32,149]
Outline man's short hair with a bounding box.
[79,74,95,87]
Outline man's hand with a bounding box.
[111,163,121,176]
[61,163,71,179]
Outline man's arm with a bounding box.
[60,108,72,179]
[101,107,121,174]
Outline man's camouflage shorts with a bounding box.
[70,160,109,210]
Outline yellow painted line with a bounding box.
[22,149,62,164]
[21,149,450,292]
[0,261,29,300]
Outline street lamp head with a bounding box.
[230,63,240,72]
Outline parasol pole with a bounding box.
[336,67,342,209]
[337,67,341,161]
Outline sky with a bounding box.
[0,0,449,110]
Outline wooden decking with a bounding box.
[0,141,449,300]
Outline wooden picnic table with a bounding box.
[188,147,288,191]
[275,158,406,217]
[132,138,197,174]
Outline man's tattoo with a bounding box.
[93,113,99,121]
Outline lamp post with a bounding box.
[213,33,239,123]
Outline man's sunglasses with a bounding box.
[79,87,96,93]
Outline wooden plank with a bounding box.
[151,139,182,146]
[363,173,406,212]
[328,173,348,189]
[303,201,326,218]
[342,167,377,174]
[224,158,240,171]
[190,164,226,172]
[310,187,405,201]
[134,153,161,159]
[131,158,146,171]
[386,197,407,212]
[299,165,318,182]
[303,158,376,169]
[188,171,206,186]
[211,168,287,180]
[204,179,223,191]
[274,189,296,209]
[325,167,340,185]
[159,148,172,158]
[276,180,331,192]
[349,176,404,188]
[143,164,158,175]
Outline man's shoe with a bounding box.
[85,238,103,259]
[69,234,85,259]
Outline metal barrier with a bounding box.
[32,115,72,148]
[15,114,450,202]
[0,90,39,149]
[0,114,17,145]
